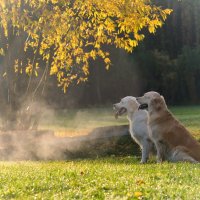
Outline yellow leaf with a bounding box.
[3,72,7,77]
[90,50,96,59]
[50,65,58,75]
[129,39,137,47]
[104,57,111,64]
[34,70,38,77]
[136,179,145,185]
[0,48,5,56]
[95,43,100,49]
[106,64,110,70]
[148,26,155,33]
[51,0,58,4]
[165,9,173,15]
[134,191,143,198]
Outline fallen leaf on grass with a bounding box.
[134,191,143,198]
[136,179,145,185]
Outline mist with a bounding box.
[0,94,140,161]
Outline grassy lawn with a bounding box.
[0,158,200,199]
[0,106,200,199]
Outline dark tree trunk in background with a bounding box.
[95,66,102,104]
[0,27,19,129]
[0,27,42,130]
[194,1,200,46]
[185,73,198,103]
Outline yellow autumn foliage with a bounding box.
[0,0,172,92]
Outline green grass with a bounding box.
[1,106,200,199]
[0,158,199,199]
[170,106,200,137]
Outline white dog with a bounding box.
[113,96,154,163]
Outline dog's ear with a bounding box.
[151,97,163,111]
[128,99,138,110]
[160,95,167,106]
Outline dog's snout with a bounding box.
[113,104,117,109]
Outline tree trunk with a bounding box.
[94,66,102,104]
[185,72,197,104]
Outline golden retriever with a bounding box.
[137,91,200,163]
[113,96,154,163]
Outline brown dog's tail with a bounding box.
[170,146,198,163]
[190,141,200,162]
